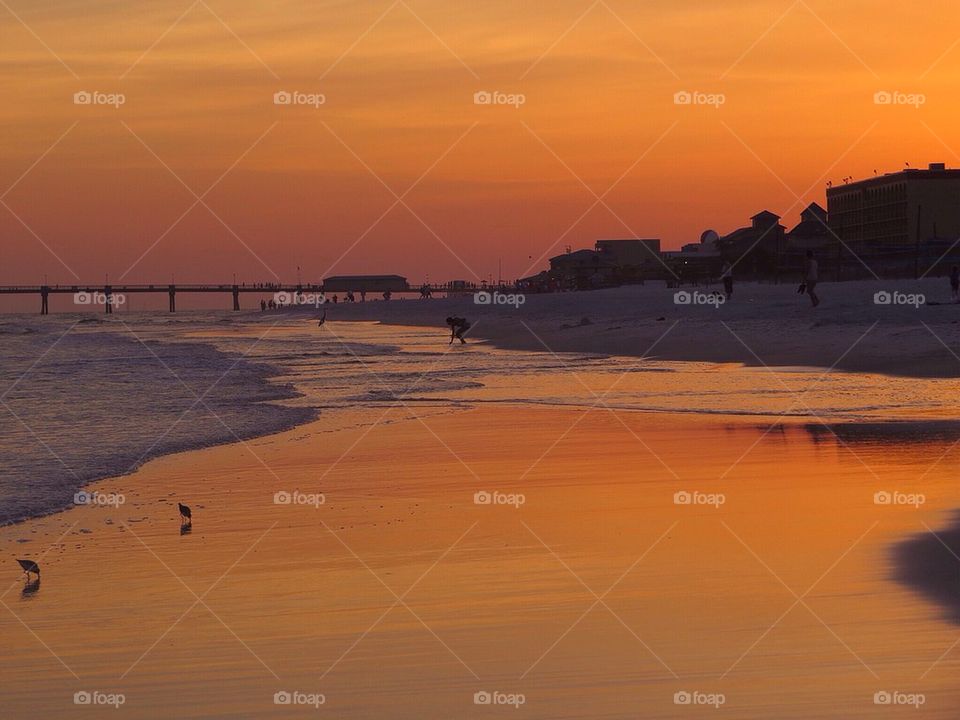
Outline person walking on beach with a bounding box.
[951,265,959,303]
[446,316,470,344]
[720,262,733,300]
[804,250,820,307]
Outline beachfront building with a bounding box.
[322,275,409,293]
[548,249,618,289]
[594,238,662,277]
[662,230,722,284]
[827,163,960,276]
[716,210,786,278]
[592,238,663,281]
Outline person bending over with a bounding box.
[446,316,470,344]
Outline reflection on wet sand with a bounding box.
[20,578,40,598]
[806,420,960,445]
[893,510,960,624]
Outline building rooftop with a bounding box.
[827,164,960,194]
[549,249,602,263]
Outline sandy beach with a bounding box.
[320,278,960,378]
[4,320,960,717]
[7,0,960,715]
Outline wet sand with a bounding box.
[3,405,960,718]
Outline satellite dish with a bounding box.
[700,229,720,245]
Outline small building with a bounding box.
[323,275,409,293]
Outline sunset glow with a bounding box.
[4,0,960,293]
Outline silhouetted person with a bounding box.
[446,316,470,344]
[804,251,820,307]
[317,310,326,327]
[720,262,733,300]
[951,266,959,303]
[260,299,267,311]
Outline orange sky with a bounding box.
[2,0,960,296]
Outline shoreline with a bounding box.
[5,296,958,531]
[310,279,960,379]
[0,320,317,528]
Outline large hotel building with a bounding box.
[826,163,960,255]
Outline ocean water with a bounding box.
[2,311,959,525]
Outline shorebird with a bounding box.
[178,502,192,523]
[16,559,39,579]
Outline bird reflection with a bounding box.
[21,578,40,598]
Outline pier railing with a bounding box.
[0,283,511,314]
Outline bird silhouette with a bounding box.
[178,502,192,524]
[16,559,39,579]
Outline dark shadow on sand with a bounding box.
[892,510,960,624]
